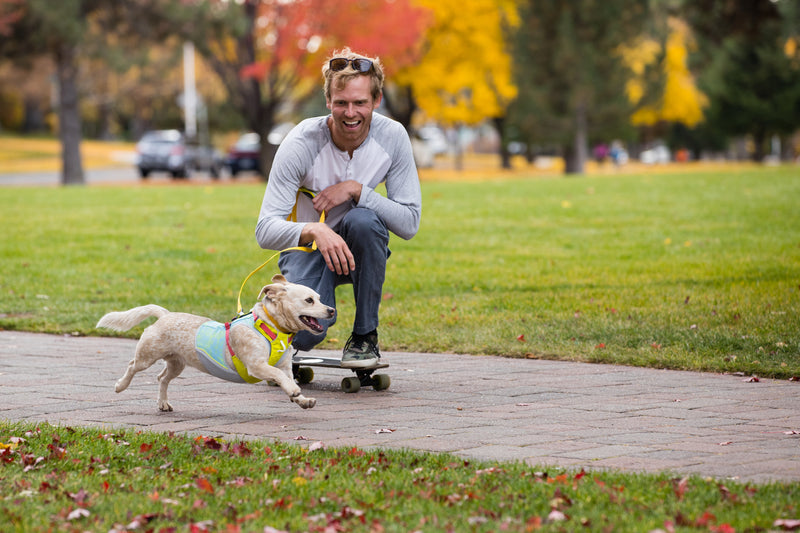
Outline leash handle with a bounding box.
[236,187,325,316]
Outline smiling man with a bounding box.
[255,48,422,368]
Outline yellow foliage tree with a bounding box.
[622,17,708,128]
[398,0,519,126]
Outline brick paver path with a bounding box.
[1,331,798,483]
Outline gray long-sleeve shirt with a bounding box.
[255,113,422,251]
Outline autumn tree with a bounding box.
[618,16,709,150]
[390,0,519,169]
[510,0,650,174]
[165,0,427,177]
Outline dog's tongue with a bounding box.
[301,315,323,332]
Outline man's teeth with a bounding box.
[345,121,359,126]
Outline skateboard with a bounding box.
[292,354,390,393]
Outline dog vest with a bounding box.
[194,313,294,384]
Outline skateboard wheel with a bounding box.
[341,376,361,393]
[295,366,314,384]
[373,374,391,391]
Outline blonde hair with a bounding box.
[322,47,384,102]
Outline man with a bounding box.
[255,48,422,368]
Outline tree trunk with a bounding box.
[55,41,84,186]
[492,116,511,170]
[565,102,588,175]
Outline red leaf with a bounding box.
[595,343,606,349]
[516,334,526,342]
[696,511,716,527]
[195,477,214,494]
[140,443,153,453]
[743,376,760,383]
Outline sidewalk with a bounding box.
[1,330,798,484]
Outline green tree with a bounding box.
[683,0,800,160]
[510,0,649,174]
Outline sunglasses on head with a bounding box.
[329,57,373,73]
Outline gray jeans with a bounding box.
[278,207,390,351]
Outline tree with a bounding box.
[172,0,427,177]
[510,0,649,174]
[391,0,519,169]
[0,1,173,184]
[682,0,800,160]
[622,17,709,132]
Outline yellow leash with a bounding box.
[236,187,325,316]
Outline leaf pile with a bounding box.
[1,422,799,532]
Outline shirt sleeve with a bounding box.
[254,127,312,251]
[358,117,422,241]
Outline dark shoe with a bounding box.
[342,333,381,368]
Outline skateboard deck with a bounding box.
[292,354,390,393]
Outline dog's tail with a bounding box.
[96,305,170,332]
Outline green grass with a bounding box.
[1,422,798,532]
[0,166,798,377]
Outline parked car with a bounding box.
[225,124,295,177]
[225,132,261,177]
[135,129,222,179]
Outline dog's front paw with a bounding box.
[293,394,316,409]
[158,400,173,412]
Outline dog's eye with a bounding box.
[305,297,314,304]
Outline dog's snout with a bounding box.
[327,307,336,318]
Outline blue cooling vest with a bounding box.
[194,314,293,384]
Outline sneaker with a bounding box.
[342,333,381,368]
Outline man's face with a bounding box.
[326,75,382,154]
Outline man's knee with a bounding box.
[341,208,388,246]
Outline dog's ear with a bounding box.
[271,274,288,284]
[258,283,286,302]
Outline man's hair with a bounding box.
[322,47,384,102]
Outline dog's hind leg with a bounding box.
[115,337,163,394]
[156,357,185,412]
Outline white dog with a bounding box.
[96,274,334,412]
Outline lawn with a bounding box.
[1,163,797,378]
[1,422,798,532]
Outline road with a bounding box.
[0,167,262,187]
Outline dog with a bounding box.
[96,274,334,412]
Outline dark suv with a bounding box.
[135,129,222,179]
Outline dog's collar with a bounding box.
[261,304,293,335]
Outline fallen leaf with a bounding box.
[595,343,606,349]
[783,430,800,435]
[718,441,733,446]
[308,441,325,452]
[195,477,214,494]
[743,376,760,383]
[67,508,90,520]
[774,519,800,530]
[375,428,395,434]
[516,334,526,342]
[516,403,531,407]
[293,436,310,441]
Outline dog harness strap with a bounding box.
[226,321,262,384]
[253,316,294,367]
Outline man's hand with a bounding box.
[312,180,362,214]
[299,222,355,275]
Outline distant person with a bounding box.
[255,47,422,368]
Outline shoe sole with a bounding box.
[341,358,380,369]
